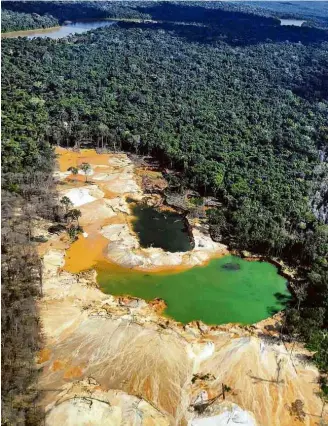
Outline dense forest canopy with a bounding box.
[2,0,328,31]
[1,9,59,33]
[1,2,328,423]
[242,1,328,29]
[1,0,151,29]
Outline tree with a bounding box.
[317,376,328,419]
[307,330,328,373]
[288,399,306,422]
[68,166,79,176]
[65,208,81,225]
[60,196,73,213]
[98,122,109,149]
[294,282,308,311]
[67,224,83,241]
[222,383,232,400]
[80,162,91,182]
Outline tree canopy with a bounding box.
[1,3,328,421]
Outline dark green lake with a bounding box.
[98,255,290,325]
[130,203,193,252]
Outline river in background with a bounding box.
[2,17,308,39]
[279,19,306,27]
[1,20,116,39]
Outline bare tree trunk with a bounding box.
[38,259,43,297]
[276,358,282,383]
[321,401,326,418]
[290,339,296,358]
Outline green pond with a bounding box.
[130,202,193,252]
[97,255,290,325]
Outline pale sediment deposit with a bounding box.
[37,148,327,425]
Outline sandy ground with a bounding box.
[55,147,228,273]
[37,148,327,425]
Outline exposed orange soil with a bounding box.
[64,233,109,273]
[56,148,176,274]
[37,348,52,364]
[55,147,123,272]
[136,168,163,178]
[63,365,84,380]
[55,147,111,172]
[57,148,227,275]
[65,174,87,184]
[96,184,119,200]
[64,210,128,273]
[52,360,66,372]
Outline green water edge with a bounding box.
[97,255,290,325]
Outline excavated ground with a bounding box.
[36,148,327,425]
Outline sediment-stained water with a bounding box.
[98,255,290,325]
[2,20,116,39]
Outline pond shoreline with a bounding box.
[136,156,296,300]
[1,17,160,39]
[53,146,294,323]
[58,148,291,324]
[1,19,117,39]
[56,148,228,272]
[34,147,323,424]
[1,25,61,38]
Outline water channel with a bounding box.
[1,20,116,39]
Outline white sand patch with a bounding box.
[45,381,170,426]
[79,201,116,226]
[193,228,222,251]
[91,172,114,181]
[46,398,122,426]
[183,251,212,266]
[101,224,138,248]
[43,250,65,278]
[105,197,130,214]
[108,156,133,167]
[106,243,147,268]
[146,249,183,266]
[188,342,215,362]
[189,405,257,426]
[108,178,140,194]
[193,390,208,405]
[64,188,97,207]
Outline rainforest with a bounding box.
[1,1,328,425]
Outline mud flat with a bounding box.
[36,148,326,425]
